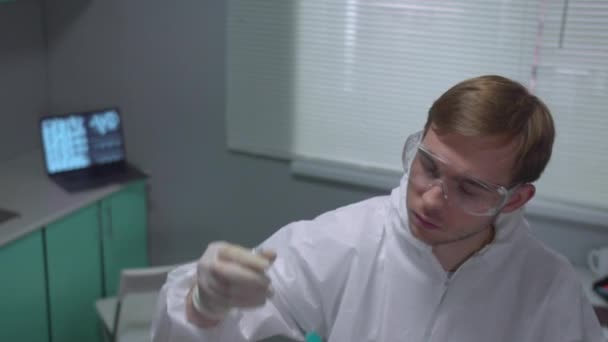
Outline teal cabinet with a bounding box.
[101,181,148,296]
[44,181,148,342]
[45,204,102,342]
[0,180,148,342]
[0,231,49,342]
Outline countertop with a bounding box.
[0,149,141,247]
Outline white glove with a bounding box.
[192,241,276,320]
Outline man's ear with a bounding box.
[500,184,535,214]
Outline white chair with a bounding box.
[95,265,178,342]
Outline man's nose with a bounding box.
[421,180,447,211]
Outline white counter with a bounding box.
[0,149,135,247]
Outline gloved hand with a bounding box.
[192,241,277,320]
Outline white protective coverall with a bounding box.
[151,176,604,341]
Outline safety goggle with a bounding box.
[402,131,520,216]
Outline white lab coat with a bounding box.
[151,176,604,341]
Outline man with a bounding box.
[152,75,604,341]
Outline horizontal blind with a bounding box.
[226,0,298,158]
[292,0,537,172]
[533,0,608,209]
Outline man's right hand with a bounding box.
[188,241,277,324]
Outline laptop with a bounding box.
[40,107,146,192]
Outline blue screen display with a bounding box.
[41,109,125,174]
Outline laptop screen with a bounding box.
[40,108,126,174]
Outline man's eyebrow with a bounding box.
[458,177,489,189]
[419,145,448,163]
[418,149,438,166]
[420,145,508,188]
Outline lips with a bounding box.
[413,212,441,230]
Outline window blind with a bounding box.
[532,0,608,210]
[226,0,297,159]
[226,0,608,212]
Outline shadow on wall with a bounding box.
[0,0,44,57]
[44,0,92,46]
[0,0,49,161]
[45,0,127,113]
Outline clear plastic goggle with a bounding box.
[402,131,520,216]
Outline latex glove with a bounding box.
[192,241,276,320]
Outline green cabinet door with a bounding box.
[0,231,49,342]
[45,204,102,342]
[101,181,148,296]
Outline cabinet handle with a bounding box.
[106,204,113,239]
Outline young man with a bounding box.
[152,75,604,341]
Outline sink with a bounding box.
[0,208,18,225]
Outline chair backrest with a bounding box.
[118,265,178,300]
[112,264,180,342]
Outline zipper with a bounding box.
[419,226,495,341]
[421,256,477,342]
[422,277,451,341]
